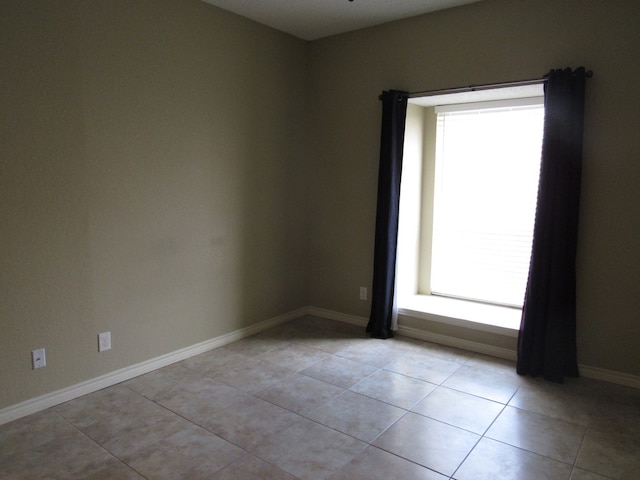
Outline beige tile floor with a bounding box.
[1,315,639,479]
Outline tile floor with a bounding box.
[1,315,639,479]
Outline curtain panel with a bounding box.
[517,67,588,382]
[367,90,408,339]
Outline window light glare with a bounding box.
[430,103,544,307]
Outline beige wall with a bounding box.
[308,0,640,376]
[0,0,309,409]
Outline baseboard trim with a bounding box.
[307,306,368,327]
[307,307,640,389]
[0,308,308,426]
[3,306,638,426]
[307,306,516,360]
[579,364,640,389]
[396,324,518,361]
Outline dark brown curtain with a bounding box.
[367,90,408,339]
[517,67,587,382]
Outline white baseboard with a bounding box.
[0,308,308,426]
[307,307,516,360]
[3,306,638,426]
[307,306,368,327]
[579,364,640,389]
[396,324,518,361]
[307,306,640,389]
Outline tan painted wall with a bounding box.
[308,0,640,375]
[0,0,309,409]
[3,0,640,411]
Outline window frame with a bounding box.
[396,84,545,335]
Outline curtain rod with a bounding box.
[408,70,593,99]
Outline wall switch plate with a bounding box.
[32,348,46,369]
[359,287,368,301]
[98,332,111,352]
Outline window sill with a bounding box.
[398,294,520,338]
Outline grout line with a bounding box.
[449,432,484,480]
[54,403,152,479]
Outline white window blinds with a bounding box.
[430,98,544,307]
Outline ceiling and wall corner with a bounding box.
[200,0,486,40]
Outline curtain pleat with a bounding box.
[367,90,408,339]
[517,67,587,382]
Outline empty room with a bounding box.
[1,0,639,478]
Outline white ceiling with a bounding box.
[201,0,485,41]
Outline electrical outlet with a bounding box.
[359,287,368,301]
[32,348,46,369]
[98,332,111,352]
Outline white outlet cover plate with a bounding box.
[98,332,111,352]
[32,348,46,369]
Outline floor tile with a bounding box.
[292,315,345,333]
[55,386,191,457]
[201,395,303,451]
[154,375,253,422]
[285,321,367,354]
[122,424,243,479]
[334,339,403,367]
[97,410,191,459]
[296,335,366,354]
[179,346,252,377]
[465,353,518,375]
[570,467,614,480]
[373,412,479,477]
[331,445,449,480]
[387,335,428,353]
[262,317,328,340]
[257,343,332,371]
[213,358,297,393]
[0,423,122,480]
[442,364,521,403]
[305,390,405,442]
[253,418,367,480]
[349,369,436,409]
[300,355,379,388]
[508,376,599,426]
[575,429,640,480]
[0,411,81,460]
[259,322,308,339]
[384,352,461,384]
[82,460,146,479]
[211,454,298,480]
[453,437,573,480]
[589,383,640,438]
[222,333,290,356]
[122,364,203,401]
[256,373,345,415]
[417,342,476,364]
[486,406,586,463]
[301,316,368,337]
[54,385,147,430]
[412,386,504,434]
[329,318,369,336]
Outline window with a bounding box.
[397,84,544,332]
[431,98,544,307]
